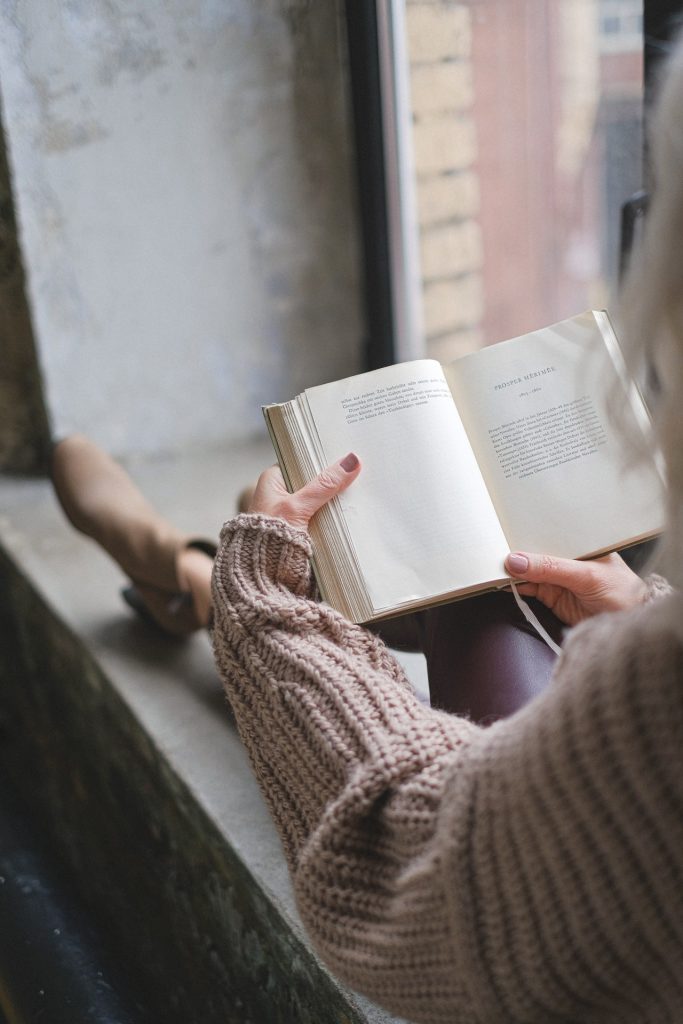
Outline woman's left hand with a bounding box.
[247,453,362,532]
[505,550,648,626]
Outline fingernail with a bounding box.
[506,553,529,575]
[340,452,359,472]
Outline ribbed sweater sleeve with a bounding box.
[211,514,683,1024]
[211,514,480,1021]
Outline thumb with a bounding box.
[505,551,597,591]
[291,452,361,525]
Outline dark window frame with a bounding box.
[645,0,683,106]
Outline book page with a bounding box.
[445,311,664,557]
[303,360,509,614]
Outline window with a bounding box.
[599,1,644,51]
[402,0,644,362]
[347,0,683,367]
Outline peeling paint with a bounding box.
[96,38,165,87]
[41,117,108,152]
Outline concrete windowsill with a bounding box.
[0,439,425,1024]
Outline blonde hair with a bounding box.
[616,36,683,587]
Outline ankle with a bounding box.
[176,548,214,629]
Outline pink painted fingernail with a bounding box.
[506,553,529,575]
[340,452,359,472]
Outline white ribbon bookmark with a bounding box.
[510,581,563,656]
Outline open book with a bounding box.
[264,311,663,624]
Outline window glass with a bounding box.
[404,0,643,362]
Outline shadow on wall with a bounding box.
[0,111,52,474]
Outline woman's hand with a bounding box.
[504,550,648,626]
[248,453,362,531]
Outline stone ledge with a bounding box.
[0,440,416,1024]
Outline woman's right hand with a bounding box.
[505,550,648,626]
[247,453,362,532]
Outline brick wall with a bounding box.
[405,1,484,363]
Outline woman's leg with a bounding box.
[52,435,214,633]
[417,592,563,723]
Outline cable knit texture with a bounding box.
[211,514,683,1024]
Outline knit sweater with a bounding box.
[211,513,683,1024]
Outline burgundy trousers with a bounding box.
[371,592,564,725]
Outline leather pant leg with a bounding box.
[416,592,563,724]
[370,592,564,726]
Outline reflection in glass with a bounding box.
[404,0,643,362]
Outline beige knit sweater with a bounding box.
[211,513,683,1024]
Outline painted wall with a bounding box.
[0,1,363,456]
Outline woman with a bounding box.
[52,41,683,1024]
[208,36,683,1023]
